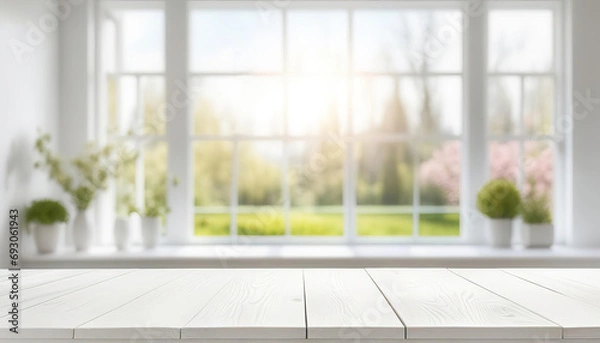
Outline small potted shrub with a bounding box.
[521,196,553,248]
[477,179,521,248]
[26,200,69,254]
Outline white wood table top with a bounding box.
[1,268,599,342]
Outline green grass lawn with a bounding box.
[194,212,460,237]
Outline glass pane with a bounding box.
[238,142,284,235]
[356,142,413,236]
[141,76,166,135]
[287,10,348,72]
[488,76,521,136]
[489,141,519,182]
[357,213,413,236]
[524,77,554,135]
[353,77,461,135]
[288,141,344,236]
[524,140,553,202]
[144,141,167,214]
[419,213,460,236]
[353,10,462,72]
[353,77,414,134]
[288,77,347,136]
[115,141,137,216]
[108,76,137,136]
[195,212,230,236]
[489,10,553,72]
[194,142,232,207]
[120,10,164,72]
[419,141,461,206]
[192,77,283,135]
[107,76,166,136]
[190,10,282,72]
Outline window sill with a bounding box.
[22,245,600,268]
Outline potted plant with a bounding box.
[520,196,553,248]
[140,200,169,250]
[477,179,521,248]
[25,200,69,254]
[114,201,137,251]
[33,133,134,252]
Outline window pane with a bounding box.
[115,141,137,216]
[107,76,166,136]
[287,10,348,72]
[108,76,137,136]
[489,10,553,72]
[144,141,167,215]
[524,77,554,135]
[353,77,414,134]
[356,142,413,236]
[120,10,164,72]
[288,141,344,236]
[288,77,347,136]
[489,141,519,182]
[419,141,461,206]
[192,77,283,135]
[353,77,461,135]
[419,213,460,236]
[524,140,553,202]
[190,10,282,72]
[488,76,521,136]
[353,10,462,72]
[141,76,166,135]
[194,142,233,236]
[238,142,284,235]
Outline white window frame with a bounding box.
[95,0,567,246]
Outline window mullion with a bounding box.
[463,0,489,244]
[165,0,191,244]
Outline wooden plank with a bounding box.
[0,269,188,339]
[507,269,600,308]
[21,270,131,309]
[182,269,305,339]
[453,269,600,339]
[367,269,561,340]
[76,269,234,339]
[304,269,404,339]
[1,269,93,293]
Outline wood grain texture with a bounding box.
[304,269,404,339]
[76,269,234,339]
[1,269,93,294]
[0,269,188,339]
[367,269,561,340]
[506,269,600,309]
[453,269,600,339]
[182,269,305,339]
[1,269,130,314]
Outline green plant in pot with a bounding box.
[477,179,521,248]
[520,195,553,248]
[139,192,170,250]
[26,200,69,254]
[33,133,135,252]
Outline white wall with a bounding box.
[0,0,61,264]
[570,0,600,247]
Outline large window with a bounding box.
[100,1,565,244]
[487,4,559,233]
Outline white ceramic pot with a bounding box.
[114,217,132,251]
[486,218,513,248]
[521,223,554,248]
[141,216,161,249]
[32,223,64,254]
[73,210,93,252]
